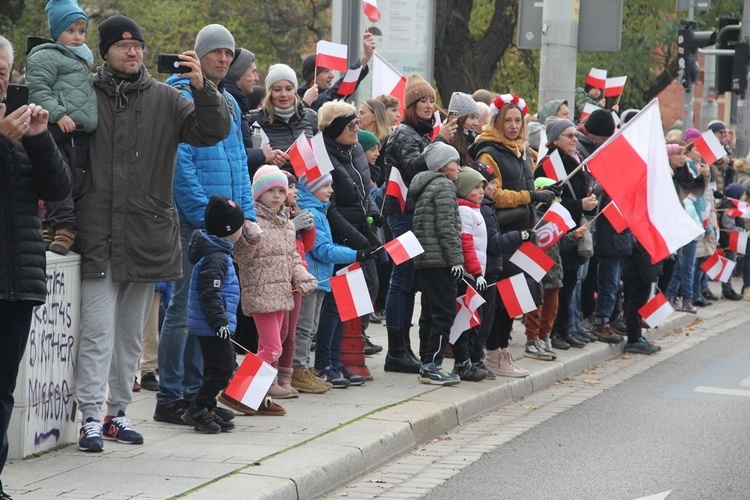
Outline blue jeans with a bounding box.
[385,213,418,332]
[744,252,750,289]
[314,292,344,371]
[667,240,697,298]
[156,220,203,405]
[568,259,589,333]
[594,257,623,324]
[693,257,706,301]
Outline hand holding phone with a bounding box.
[3,84,29,115]
[447,110,459,122]
[158,54,191,74]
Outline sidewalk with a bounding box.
[7,290,737,500]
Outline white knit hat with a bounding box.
[265,63,298,91]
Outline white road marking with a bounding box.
[635,491,672,500]
[694,385,750,397]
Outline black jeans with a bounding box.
[0,300,35,476]
[554,253,581,336]
[194,336,235,411]
[417,268,457,366]
[42,130,89,230]
[622,274,652,344]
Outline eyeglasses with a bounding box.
[559,133,578,140]
[113,41,146,54]
[347,119,361,132]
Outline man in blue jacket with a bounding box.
[154,24,258,426]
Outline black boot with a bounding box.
[384,329,421,373]
[402,326,421,364]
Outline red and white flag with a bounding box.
[691,130,727,166]
[536,128,549,159]
[496,274,537,318]
[372,52,406,119]
[585,67,607,89]
[382,230,424,265]
[700,251,736,283]
[601,201,628,233]
[727,198,750,218]
[638,292,674,329]
[579,103,601,122]
[728,231,748,255]
[536,202,576,250]
[449,286,485,343]
[251,121,269,148]
[337,66,363,96]
[509,242,555,283]
[539,149,566,182]
[429,110,442,140]
[224,352,277,411]
[288,133,316,178]
[385,167,408,212]
[604,76,627,98]
[310,132,334,180]
[362,0,380,21]
[316,40,348,72]
[330,267,374,321]
[585,99,703,263]
[335,261,362,276]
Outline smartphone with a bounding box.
[157,53,190,74]
[3,84,29,115]
[447,110,459,122]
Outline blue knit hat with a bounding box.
[46,0,88,41]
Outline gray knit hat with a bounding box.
[194,24,234,60]
[527,121,544,151]
[448,92,479,119]
[265,63,298,91]
[226,48,256,82]
[299,172,332,194]
[423,142,459,172]
[545,116,576,144]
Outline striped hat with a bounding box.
[299,172,333,194]
[252,165,289,201]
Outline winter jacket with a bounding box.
[622,241,662,284]
[297,61,369,111]
[234,201,316,313]
[168,74,255,227]
[719,197,746,248]
[25,40,97,132]
[223,77,268,178]
[324,135,379,251]
[247,103,318,173]
[479,196,522,281]
[574,87,599,123]
[537,145,592,224]
[382,119,435,216]
[458,199,487,278]
[0,131,70,304]
[594,193,634,257]
[297,184,357,292]
[734,157,750,193]
[75,63,231,281]
[187,230,239,335]
[410,170,463,269]
[542,230,580,289]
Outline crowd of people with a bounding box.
[0,2,746,497]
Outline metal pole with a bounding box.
[735,0,750,158]
[538,0,580,110]
[682,0,695,133]
[700,49,718,130]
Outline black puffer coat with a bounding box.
[0,131,71,303]
[382,119,434,216]
[247,102,318,173]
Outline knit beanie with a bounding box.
[466,161,496,184]
[195,24,234,60]
[205,195,245,237]
[252,165,289,201]
[265,63,298,91]
[666,144,683,156]
[299,172,333,194]
[283,170,297,186]
[726,182,746,200]
[708,120,726,133]
[98,14,146,58]
[584,109,616,137]
[46,0,88,41]
[683,128,701,142]
[621,109,639,124]
[403,73,435,108]
[357,130,380,151]
[448,92,479,119]
[454,167,487,199]
[545,116,576,144]
[423,142,459,172]
[527,121,544,151]
[226,48,256,82]
[301,54,317,82]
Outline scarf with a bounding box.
[493,133,527,160]
[274,105,296,122]
[68,44,94,65]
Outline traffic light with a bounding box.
[677,20,716,89]
[716,18,741,94]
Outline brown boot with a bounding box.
[218,391,286,416]
[49,228,76,255]
[594,323,624,344]
[290,367,328,394]
[42,226,55,250]
[277,367,299,398]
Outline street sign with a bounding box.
[676,0,711,12]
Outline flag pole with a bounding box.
[230,338,249,353]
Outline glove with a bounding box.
[548,181,564,197]
[519,229,537,245]
[529,189,555,204]
[474,275,487,292]
[367,212,384,227]
[214,325,231,340]
[298,280,317,295]
[450,265,464,280]
[291,210,314,231]
[356,247,376,262]
[713,190,725,199]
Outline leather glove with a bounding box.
[474,275,487,292]
[356,247,376,262]
[450,265,464,280]
[298,280,317,295]
[367,212,384,228]
[291,210,314,231]
[519,229,537,245]
[548,181,564,197]
[529,189,555,204]
[214,325,231,340]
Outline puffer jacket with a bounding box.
[382,119,435,216]
[537,145,592,224]
[168,74,255,227]
[75,63,231,282]
[594,193,634,257]
[223,77,268,179]
[186,230,239,335]
[324,135,379,251]
[479,196,523,281]
[458,199,487,278]
[26,40,97,132]
[0,131,70,303]
[234,202,316,313]
[247,102,318,173]
[410,170,463,269]
[297,184,357,292]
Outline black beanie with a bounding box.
[98,14,146,58]
[301,54,316,82]
[204,196,245,237]
[584,109,616,138]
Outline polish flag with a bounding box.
[579,103,601,122]
[335,261,362,276]
[727,198,750,218]
[224,352,277,410]
[604,76,627,98]
[536,128,549,159]
[509,242,555,283]
[585,99,703,263]
[382,230,424,265]
[310,132,334,180]
[385,167,408,212]
[429,110,442,140]
[585,67,607,89]
[316,40,348,72]
[372,52,406,119]
[337,66,362,96]
[362,0,380,22]
[449,286,485,344]
[251,121,269,148]
[536,202,576,250]
[539,149,566,182]
[496,273,537,318]
[330,267,374,321]
[700,251,736,283]
[601,201,628,233]
[638,292,674,329]
[691,130,727,165]
[288,133,316,179]
[728,231,748,255]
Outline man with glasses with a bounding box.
[74,14,232,452]
[707,120,737,194]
